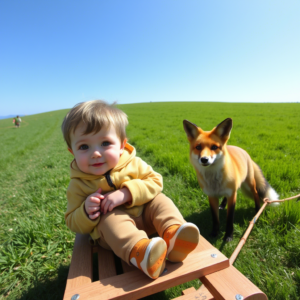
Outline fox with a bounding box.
[183,118,279,242]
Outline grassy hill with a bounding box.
[0,102,299,299]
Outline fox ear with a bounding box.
[215,118,232,141]
[183,120,201,140]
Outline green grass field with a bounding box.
[1,102,300,299]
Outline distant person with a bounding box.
[15,116,21,128]
[61,100,200,279]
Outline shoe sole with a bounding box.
[167,223,200,262]
[140,237,167,279]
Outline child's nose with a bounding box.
[92,149,102,158]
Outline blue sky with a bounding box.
[1,0,299,116]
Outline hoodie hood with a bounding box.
[70,142,136,180]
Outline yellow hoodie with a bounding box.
[65,143,163,240]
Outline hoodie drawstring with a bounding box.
[104,170,117,191]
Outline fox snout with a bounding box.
[200,157,209,164]
[199,155,215,166]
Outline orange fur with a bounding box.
[183,118,278,242]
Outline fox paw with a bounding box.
[224,235,233,242]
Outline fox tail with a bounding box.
[253,162,279,205]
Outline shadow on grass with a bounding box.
[185,204,258,249]
[17,265,69,300]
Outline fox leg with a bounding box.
[252,182,261,213]
[219,197,227,210]
[225,192,237,242]
[208,197,220,237]
[246,178,261,212]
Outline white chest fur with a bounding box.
[191,153,232,198]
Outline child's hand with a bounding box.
[101,187,132,214]
[85,188,104,220]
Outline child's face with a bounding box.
[69,124,125,175]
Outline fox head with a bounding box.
[183,118,233,167]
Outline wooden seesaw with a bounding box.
[63,194,300,300]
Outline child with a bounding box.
[61,100,200,279]
[15,116,21,128]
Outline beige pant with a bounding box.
[96,193,185,264]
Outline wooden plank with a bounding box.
[98,247,117,279]
[181,287,196,295]
[173,284,214,300]
[174,288,214,300]
[63,234,93,299]
[198,235,219,251]
[200,265,267,300]
[63,246,229,300]
[173,265,267,300]
[121,259,136,273]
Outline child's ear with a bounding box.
[120,139,127,154]
[68,148,74,155]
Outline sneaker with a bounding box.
[129,237,167,279]
[163,223,200,262]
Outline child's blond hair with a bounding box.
[62,100,128,148]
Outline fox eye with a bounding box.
[195,145,202,150]
[211,145,218,150]
[79,144,89,150]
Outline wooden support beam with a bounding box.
[172,265,267,300]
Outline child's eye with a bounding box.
[79,144,89,150]
[102,141,111,147]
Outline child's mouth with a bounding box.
[92,163,104,167]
